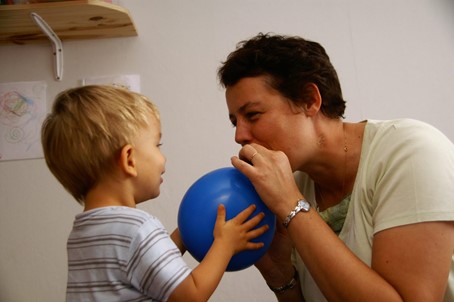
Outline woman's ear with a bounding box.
[119,144,138,177]
[303,83,322,116]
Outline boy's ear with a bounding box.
[119,144,138,177]
[303,83,322,116]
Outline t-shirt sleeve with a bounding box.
[367,120,454,233]
[126,218,191,301]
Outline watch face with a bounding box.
[298,199,310,211]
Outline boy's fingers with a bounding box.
[233,204,257,223]
[246,224,269,239]
[245,241,265,250]
[215,204,226,224]
[242,211,265,229]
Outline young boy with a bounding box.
[41,85,269,301]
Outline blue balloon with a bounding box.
[178,167,276,271]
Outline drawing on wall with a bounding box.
[0,81,47,161]
[82,74,141,92]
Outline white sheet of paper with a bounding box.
[82,74,141,93]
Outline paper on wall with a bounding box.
[0,81,47,162]
[82,74,141,93]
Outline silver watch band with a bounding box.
[282,198,310,228]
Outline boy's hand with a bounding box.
[213,204,269,256]
[169,204,270,302]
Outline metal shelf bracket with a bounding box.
[30,12,63,81]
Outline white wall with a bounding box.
[0,1,453,301]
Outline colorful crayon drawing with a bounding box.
[0,81,47,161]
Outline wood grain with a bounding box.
[0,0,137,44]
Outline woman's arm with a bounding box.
[232,143,454,302]
[286,210,453,301]
[254,222,305,301]
[372,221,453,301]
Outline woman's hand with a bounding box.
[231,143,303,221]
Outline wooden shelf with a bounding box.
[0,0,137,45]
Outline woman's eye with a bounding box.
[246,112,260,120]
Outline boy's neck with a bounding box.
[83,181,136,211]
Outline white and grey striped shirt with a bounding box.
[66,206,191,302]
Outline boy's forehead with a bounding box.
[148,114,161,132]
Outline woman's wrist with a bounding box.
[266,266,299,294]
[260,264,296,289]
[274,194,306,222]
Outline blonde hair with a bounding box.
[41,85,160,204]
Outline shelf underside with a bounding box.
[0,0,137,45]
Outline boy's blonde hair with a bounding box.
[41,85,160,204]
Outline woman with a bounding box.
[218,33,454,302]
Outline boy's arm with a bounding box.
[167,204,268,302]
[170,228,186,255]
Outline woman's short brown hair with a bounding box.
[218,33,346,118]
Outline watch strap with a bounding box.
[282,198,310,228]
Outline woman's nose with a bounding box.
[234,120,252,146]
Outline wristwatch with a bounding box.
[282,198,311,228]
